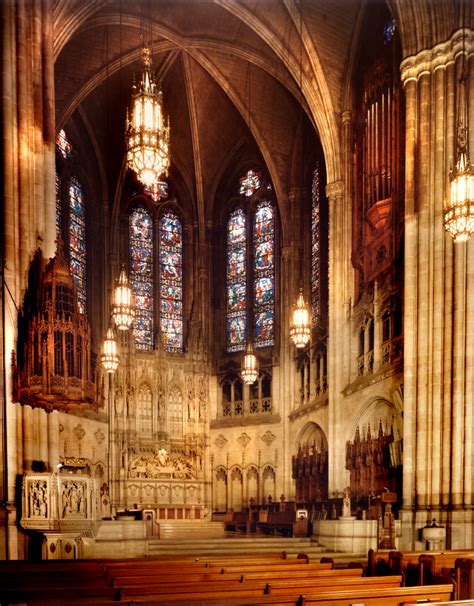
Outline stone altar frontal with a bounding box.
[21,472,99,533]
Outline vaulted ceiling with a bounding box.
[53,0,466,228]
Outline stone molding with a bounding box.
[401,28,474,85]
[325,180,344,201]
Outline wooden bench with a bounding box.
[257,509,309,537]
[224,509,252,532]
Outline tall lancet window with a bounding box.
[159,211,183,352]
[68,177,86,314]
[129,206,154,350]
[227,209,247,351]
[55,128,88,315]
[311,164,321,327]
[225,170,275,352]
[253,201,274,347]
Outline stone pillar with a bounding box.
[2,0,57,557]
[325,180,346,496]
[400,29,474,548]
[47,410,60,471]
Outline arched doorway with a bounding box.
[293,422,328,502]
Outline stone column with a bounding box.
[48,410,60,471]
[2,0,57,557]
[400,29,474,548]
[325,180,346,496]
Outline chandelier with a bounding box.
[112,269,135,330]
[290,290,311,348]
[126,46,170,186]
[101,328,119,373]
[241,342,259,384]
[444,32,474,241]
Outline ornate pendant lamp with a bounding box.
[290,290,311,348]
[241,342,259,384]
[101,328,119,373]
[126,46,170,186]
[112,269,135,330]
[444,28,474,241]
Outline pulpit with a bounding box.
[378,491,397,549]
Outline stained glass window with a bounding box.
[145,181,168,203]
[311,164,321,327]
[227,209,247,351]
[383,17,396,44]
[68,177,86,314]
[253,201,274,347]
[129,207,154,350]
[56,129,72,159]
[239,169,261,197]
[55,173,62,240]
[159,212,183,352]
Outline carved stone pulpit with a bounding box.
[21,472,100,559]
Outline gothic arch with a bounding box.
[295,422,328,453]
[351,396,402,441]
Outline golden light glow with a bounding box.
[101,328,119,373]
[241,342,259,384]
[112,269,135,330]
[290,290,311,348]
[126,47,170,186]
[444,147,474,242]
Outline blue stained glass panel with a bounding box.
[159,211,183,352]
[255,240,273,269]
[159,250,182,280]
[228,283,246,311]
[239,169,261,197]
[57,129,72,159]
[254,204,273,236]
[228,247,245,278]
[253,200,274,347]
[311,164,321,326]
[55,173,61,240]
[129,207,154,350]
[255,277,273,304]
[68,177,86,314]
[161,318,183,349]
[228,317,246,349]
[255,311,274,343]
[228,212,246,243]
[227,209,247,352]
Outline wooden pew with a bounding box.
[120,575,403,601]
[257,508,307,537]
[224,509,251,531]
[109,566,359,586]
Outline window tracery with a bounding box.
[226,170,275,352]
[128,203,183,352]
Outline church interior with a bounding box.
[1,0,474,578]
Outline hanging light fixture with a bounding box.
[444,23,474,241]
[125,45,170,187]
[101,327,119,373]
[290,290,311,348]
[111,268,135,330]
[241,342,259,384]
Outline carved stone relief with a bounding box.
[214,434,228,448]
[261,431,276,447]
[238,432,251,448]
[128,452,196,479]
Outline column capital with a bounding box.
[400,28,474,86]
[341,110,351,126]
[325,180,344,201]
